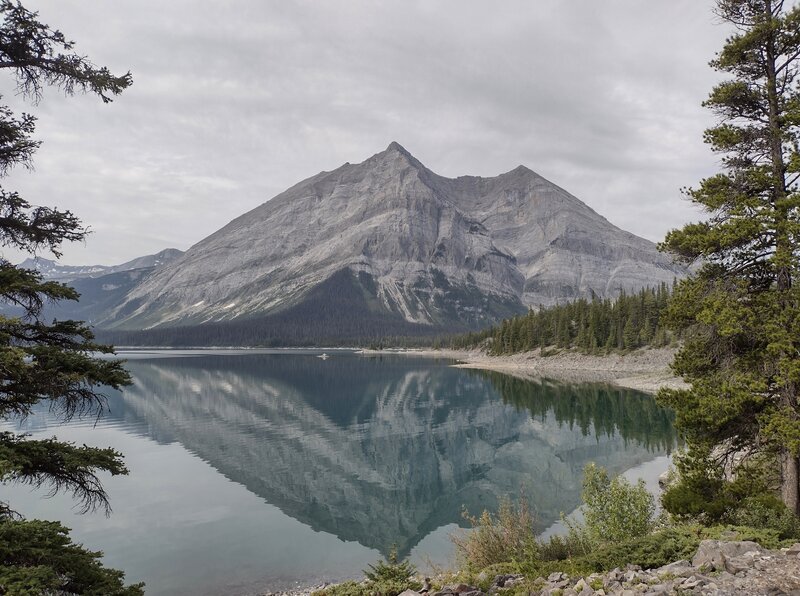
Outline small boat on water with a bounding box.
[317,353,329,360]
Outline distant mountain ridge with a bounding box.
[19,248,184,282]
[96,142,684,341]
[9,249,184,324]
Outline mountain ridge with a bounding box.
[51,143,685,342]
[19,248,184,282]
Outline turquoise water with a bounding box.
[4,350,677,595]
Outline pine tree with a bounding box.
[659,0,800,513]
[0,2,140,592]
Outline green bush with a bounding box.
[579,526,702,571]
[313,547,420,596]
[364,546,418,585]
[538,531,592,562]
[580,463,656,545]
[451,494,538,570]
[728,495,800,540]
[662,449,800,537]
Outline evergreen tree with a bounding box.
[0,2,140,592]
[659,0,800,513]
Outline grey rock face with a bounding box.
[105,143,685,330]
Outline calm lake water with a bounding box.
[4,350,678,595]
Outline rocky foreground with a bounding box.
[266,540,800,596]
[435,541,799,596]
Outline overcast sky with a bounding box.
[2,0,728,265]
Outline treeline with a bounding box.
[443,283,678,354]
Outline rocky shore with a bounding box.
[362,347,687,395]
[264,540,800,596]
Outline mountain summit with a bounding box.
[103,143,684,337]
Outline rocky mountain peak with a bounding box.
[97,144,686,339]
[385,140,411,155]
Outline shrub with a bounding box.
[580,463,656,545]
[729,496,800,540]
[538,530,592,562]
[451,494,538,570]
[364,545,418,584]
[580,525,702,571]
[662,448,800,537]
[313,547,420,596]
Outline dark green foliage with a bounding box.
[657,0,800,514]
[0,1,139,593]
[0,432,128,514]
[730,495,800,539]
[364,546,417,585]
[0,519,144,595]
[447,285,676,355]
[0,0,131,103]
[576,526,702,572]
[662,449,800,538]
[313,547,420,596]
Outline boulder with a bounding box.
[692,539,765,571]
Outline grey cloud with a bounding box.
[3,0,727,265]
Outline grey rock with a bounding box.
[104,143,686,332]
[692,539,765,571]
[397,590,421,596]
[607,568,625,582]
[442,585,478,594]
[572,578,588,592]
[491,574,523,589]
[623,570,639,583]
[656,559,693,578]
[724,554,757,575]
[787,542,800,556]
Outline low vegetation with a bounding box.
[323,459,800,596]
[313,547,420,596]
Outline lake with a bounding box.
[4,350,678,595]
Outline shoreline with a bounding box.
[359,346,687,394]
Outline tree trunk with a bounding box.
[782,451,800,515]
[763,0,800,513]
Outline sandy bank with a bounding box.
[359,347,688,395]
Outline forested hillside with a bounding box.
[446,284,678,354]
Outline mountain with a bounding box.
[99,143,685,340]
[19,248,184,282]
[42,267,161,324]
[4,249,184,323]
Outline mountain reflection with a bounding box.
[109,353,677,556]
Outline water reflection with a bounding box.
[104,353,676,556]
